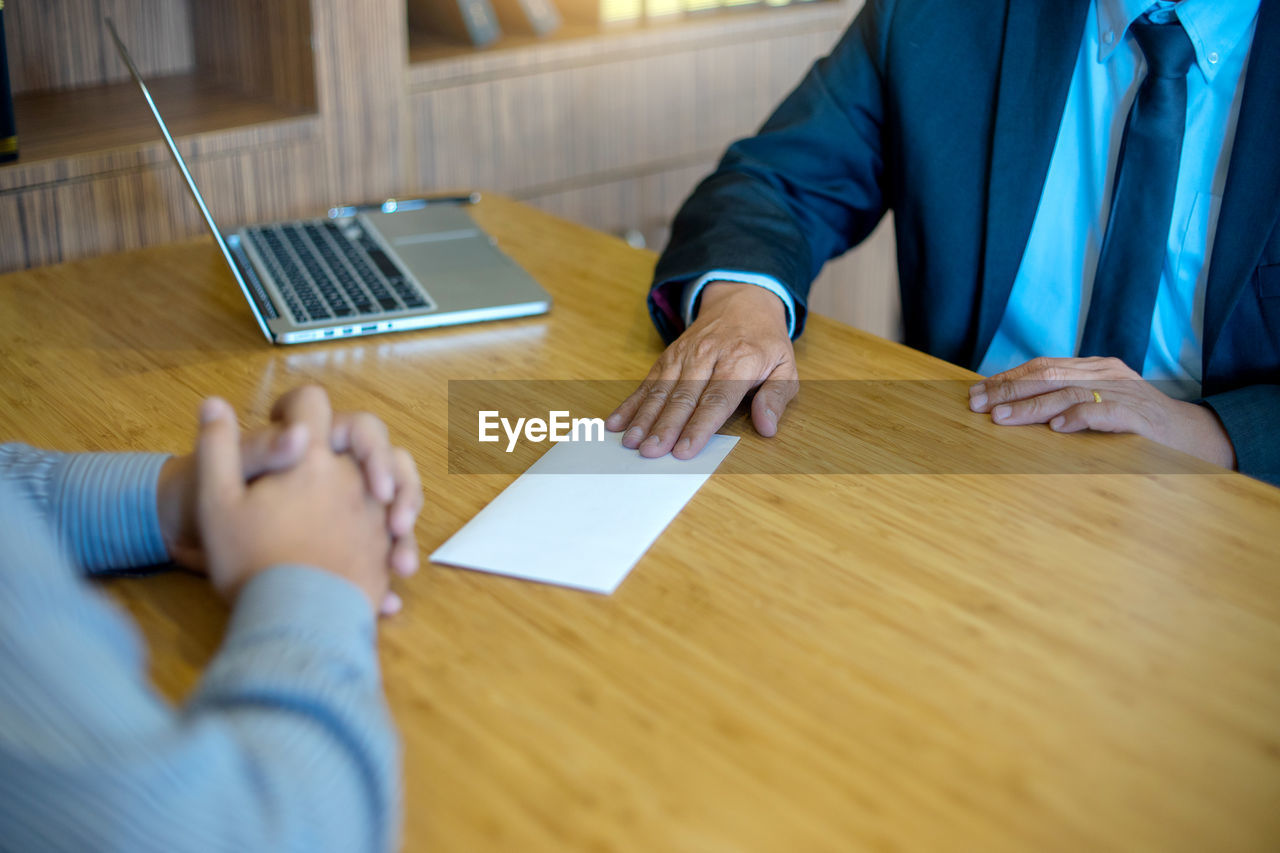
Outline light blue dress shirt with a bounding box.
[978,0,1260,399]
[687,0,1259,402]
[0,444,399,853]
[683,270,797,337]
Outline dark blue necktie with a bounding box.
[1078,18,1196,371]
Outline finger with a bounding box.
[607,357,671,435]
[195,397,245,510]
[607,384,649,433]
[622,347,717,449]
[638,377,714,458]
[390,531,420,577]
[1050,400,1144,435]
[667,376,751,460]
[981,356,1094,384]
[971,357,1079,411]
[974,371,1087,412]
[622,377,680,450]
[990,386,1097,426]
[379,591,403,617]
[387,447,424,538]
[750,362,800,439]
[268,385,334,450]
[971,357,1138,411]
[330,413,354,453]
[345,413,395,503]
[238,422,310,480]
[628,349,723,453]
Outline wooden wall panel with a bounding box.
[5,0,193,94]
[522,159,712,246]
[524,160,901,340]
[410,27,837,196]
[310,0,409,204]
[11,188,63,268]
[0,196,26,270]
[808,216,900,340]
[8,137,328,268]
[190,0,317,110]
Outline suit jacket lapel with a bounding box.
[972,0,1091,368]
[1203,0,1280,369]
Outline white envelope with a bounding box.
[430,431,738,593]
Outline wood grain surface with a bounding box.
[0,196,1277,852]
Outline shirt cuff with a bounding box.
[56,452,171,575]
[682,271,797,338]
[200,565,380,696]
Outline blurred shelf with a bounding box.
[407,0,850,88]
[0,74,319,193]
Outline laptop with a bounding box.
[106,20,551,345]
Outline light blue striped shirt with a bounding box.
[0,444,399,853]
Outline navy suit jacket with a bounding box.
[649,0,1280,484]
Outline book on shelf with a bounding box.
[490,0,563,36]
[407,0,503,47]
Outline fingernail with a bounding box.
[275,425,303,452]
[1050,416,1065,431]
[970,382,986,396]
[993,404,1011,421]
[378,475,394,503]
[606,414,623,430]
[970,393,987,411]
[642,434,661,447]
[764,407,777,425]
[676,437,692,454]
[396,549,419,575]
[380,592,403,616]
[199,397,226,424]
[624,427,645,445]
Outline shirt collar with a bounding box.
[1096,0,1261,81]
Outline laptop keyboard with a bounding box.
[245,221,431,324]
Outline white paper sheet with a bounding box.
[430,431,738,593]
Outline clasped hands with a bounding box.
[157,385,424,616]
[608,284,1235,469]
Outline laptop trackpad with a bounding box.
[363,207,545,310]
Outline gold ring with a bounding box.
[1091,390,1103,404]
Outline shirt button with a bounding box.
[1208,51,1220,64]
[1104,30,1115,44]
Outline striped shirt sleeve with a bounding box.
[0,447,400,852]
[0,443,169,573]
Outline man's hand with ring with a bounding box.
[968,356,1236,468]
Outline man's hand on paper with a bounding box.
[607,283,799,459]
[969,356,1236,468]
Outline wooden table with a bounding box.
[2,196,1278,851]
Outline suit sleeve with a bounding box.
[648,0,896,343]
[1201,385,1280,486]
